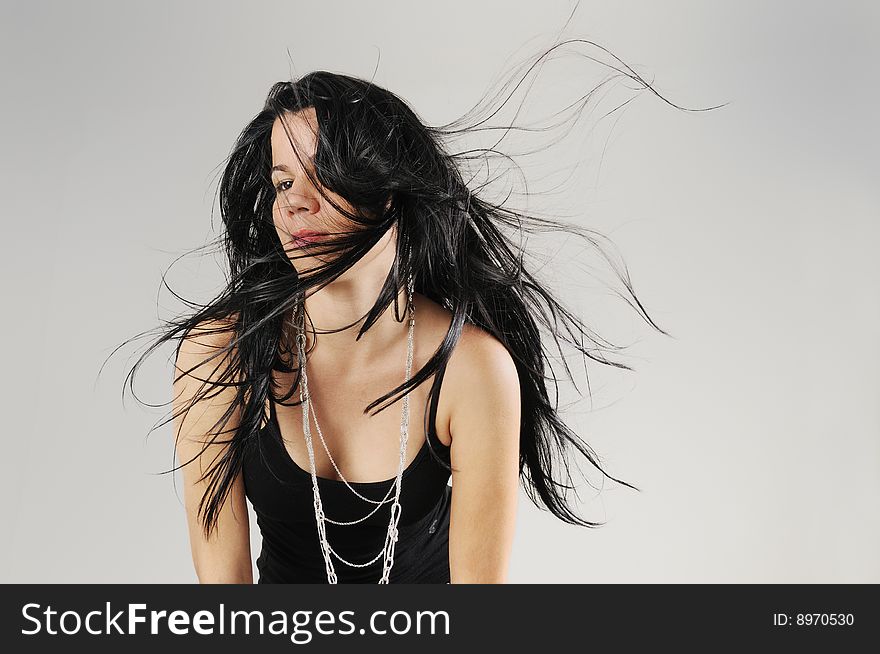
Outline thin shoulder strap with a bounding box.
[427,358,450,450]
[268,393,277,422]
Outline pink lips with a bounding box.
[291,229,327,246]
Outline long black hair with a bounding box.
[108,36,718,541]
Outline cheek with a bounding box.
[272,203,288,235]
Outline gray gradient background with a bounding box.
[1,0,877,583]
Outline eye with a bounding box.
[274,180,293,193]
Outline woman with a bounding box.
[123,39,677,584]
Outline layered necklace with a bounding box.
[293,274,416,584]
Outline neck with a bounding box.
[290,224,414,366]
[296,272,412,367]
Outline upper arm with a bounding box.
[173,317,253,584]
[446,326,521,583]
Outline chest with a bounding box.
[265,365,450,483]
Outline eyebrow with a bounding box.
[271,155,315,175]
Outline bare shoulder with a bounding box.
[174,314,241,388]
[446,323,520,450]
[180,313,239,349]
[418,307,519,446]
[453,323,517,377]
[411,295,519,443]
[413,294,515,373]
[177,314,239,362]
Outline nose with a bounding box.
[283,191,320,218]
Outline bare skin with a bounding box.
[175,107,521,584]
[271,109,521,583]
[268,107,455,480]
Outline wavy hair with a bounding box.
[109,37,717,541]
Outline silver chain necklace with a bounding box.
[294,274,415,584]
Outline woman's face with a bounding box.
[270,107,355,271]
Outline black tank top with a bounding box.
[242,361,452,583]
